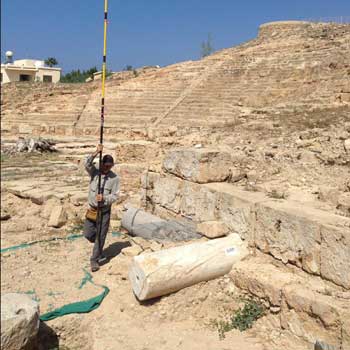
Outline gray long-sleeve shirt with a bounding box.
[84,154,120,210]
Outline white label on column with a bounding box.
[225,247,236,256]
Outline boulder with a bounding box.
[163,148,232,183]
[48,206,67,228]
[197,221,230,238]
[1,293,40,350]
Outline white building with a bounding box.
[1,52,61,84]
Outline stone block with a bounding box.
[41,198,61,219]
[281,285,344,348]
[140,171,160,190]
[147,174,350,288]
[163,148,231,183]
[24,189,53,205]
[6,185,35,199]
[48,206,67,228]
[230,257,301,306]
[1,293,40,350]
[206,183,265,241]
[254,200,322,274]
[197,221,229,238]
[180,181,217,221]
[230,256,349,349]
[153,175,183,214]
[320,224,350,289]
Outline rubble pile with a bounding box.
[2,137,57,155]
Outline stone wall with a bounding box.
[142,171,350,289]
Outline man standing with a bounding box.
[84,144,119,272]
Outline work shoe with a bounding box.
[90,260,100,272]
[98,255,108,265]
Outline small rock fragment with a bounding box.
[197,221,230,238]
[122,245,143,257]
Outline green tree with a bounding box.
[125,65,133,71]
[45,57,58,67]
[200,33,214,58]
[60,66,98,83]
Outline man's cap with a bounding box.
[102,154,114,165]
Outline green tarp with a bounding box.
[40,270,109,321]
[1,234,111,321]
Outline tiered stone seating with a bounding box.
[160,21,350,127]
[1,21,349,136]
[1,82,96,134]
[76,59,210,131]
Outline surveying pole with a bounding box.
[96,0,109,256]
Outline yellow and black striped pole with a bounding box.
[98,0,108,172]
[96,0,109,256]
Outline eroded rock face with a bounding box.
[1,293,40,350]
[163,148,232,184]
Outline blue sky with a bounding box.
[1,0,349,74]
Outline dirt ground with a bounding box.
[1,193,269,350]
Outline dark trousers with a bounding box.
[83,209,111,262]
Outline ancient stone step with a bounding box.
[230,254,349,350]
